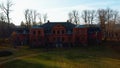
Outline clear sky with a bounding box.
[0,0,120,25]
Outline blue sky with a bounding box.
[0,0,120,25]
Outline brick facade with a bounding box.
[12,22,102,47]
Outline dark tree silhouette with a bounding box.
[38,13,42,25]
[0,0,13,26]
[68,10,80,24]
[81,10,96,25]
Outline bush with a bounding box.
[0,50,13,57]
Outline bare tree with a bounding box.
[97,9,107,40]
[90,10,96,24]
[81,10,96,25]
[97,9,107,29]
[106,8,118,24]
[24,9,29,27]
[72,10,79,24]
[0,0,13,24]
[31,10,37,26]
[68,10,80,24]
[38,13,42,25]
[24,9,38,27]
[81,10,88,24]
[24,9,32,28]
[43,13,47,23]
[28,10,32,26]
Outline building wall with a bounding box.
[73,28,88,45]
[13,33,29,45]
[14,24,102,47]
[46,24,73,47]
[29,28,45,47]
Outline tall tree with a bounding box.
[106,8,118,24]
[72,10,79,24]
[81,10,88,24]
[32,10,37,26]
[24,9,29,25]
[97,9,107,40]
[24,9,38,27]
[68,10,80,24]
[0,0,13,25]
[97,9,107,29]
[38,13,42,25]
[81,10,96,25]
[90,10,96,24]
[24,9,30,28]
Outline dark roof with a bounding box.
[32,25,43,29]
[75,24,101,28]
[42,22,76,34]
[15,27,29,34]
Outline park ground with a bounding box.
[0,42,120,68]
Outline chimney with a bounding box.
[67,20,70,23]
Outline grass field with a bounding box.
[1,45,120,68]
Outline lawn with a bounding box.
[1,45,120,68]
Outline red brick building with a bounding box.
[12,21,102,47]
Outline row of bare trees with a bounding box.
[21,9,48,28]
[68,8,120,26]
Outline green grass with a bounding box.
[1,46,120,68]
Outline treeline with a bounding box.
[68,8,120,25]
[20,9,48,28]
[0,21,16,38]
[0,0,16,39]
[21,8,120,28]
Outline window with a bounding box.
[79,30,81,33]
[38,36,41,41]
[62,37,64,42]
[53,37,56,41]
[76,37,79,41]
[33,31,36,35]
[38,31,41,34]
[116,33,118,37]
[53,30,55,34]
[68,37,71,42]
[62,30,64,34]
[33,39,36,42]
[57,30,60,34]
[46,38,49,41]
